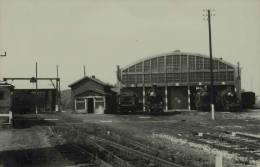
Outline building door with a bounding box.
[88,98,94,113]
[169,87,188,109]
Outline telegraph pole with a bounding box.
[84,65,86,77]
[203,9,215,120]
[36,62,38,114]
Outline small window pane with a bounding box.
[189,56,196,70]
[151,58,157,72]
[158,57,165,72]
[136,63,142,72]
[144,60,150,72]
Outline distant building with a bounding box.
[69,75,116,114]
[0,82,14,125]
[118,51,241,111]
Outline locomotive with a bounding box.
[117,92,139,113]
[145,85,164,113]
[216,87,241,111]
[195,88,211,111]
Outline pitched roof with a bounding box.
[68,75,110,87]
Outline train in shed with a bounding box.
[117,85,164,114]
[195,86,241,111]
[216,87,241,111]
[145,85,164,113]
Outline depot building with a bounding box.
[118,50,241,111]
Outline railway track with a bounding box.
[36,117,183,167]
[173,124,260,159]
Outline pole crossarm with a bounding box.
[3,77,60,81]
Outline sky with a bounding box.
[0,0,260,96]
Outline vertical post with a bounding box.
[215,154,223,167]
[143,87,145,111]
[208,10,214,120]
[187,55,191,111]
[204,9,215,120]
[84,65,86,77]
[36,62,38,114]
[55,65,59,112]
[165,86,168,111]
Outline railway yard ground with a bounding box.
[1,109,260,167]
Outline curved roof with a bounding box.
[121,51,236,71]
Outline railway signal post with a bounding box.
[203,9,215,120]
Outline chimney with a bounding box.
[92,75,95,79]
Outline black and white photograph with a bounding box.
[0,0,260,166]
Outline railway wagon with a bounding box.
[241,92,255,109]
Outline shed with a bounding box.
[0,82,14,125]
[69,75,116,114]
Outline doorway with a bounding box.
[87,98,94,113]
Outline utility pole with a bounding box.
[56,65,59,112]
[36,62,38,114]
[203,9,215,120]
[84,65,86,77]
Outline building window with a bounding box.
[204,72,210,82]
[196,57,203,70]
[214,72,219,82]
[0,91,4,100]
[174,73,181,83]
[166,73,174,83]
[136,63,142,72]
[227,71,234,81]
[213,60,218,70]
[144,60,150,72]
[128,74,136,84]
[122,75,128,85]
[181,73,187,83]
[144,74,150,84]
[76,98,85,110]
[166,56,173,71]
[136,74,142,84]
[204,58,210,70]
[151,74,158,83]
[189,73,196,82]
[220,72,226,82]
[122,69,128,73]
[158,57,165,72]
[189,56,196,70]
[158,74,165,83]
[219,62,226,70]
[129,65,135,72]
[181,55,187,71]
[173,55,180,71]
[197,72,203,82]
[227,65,234,69]
[151,58,157,72]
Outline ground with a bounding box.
[0,109,260,166]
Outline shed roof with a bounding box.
[68,75,110,88]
